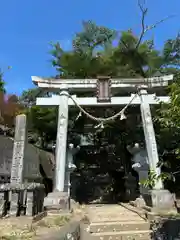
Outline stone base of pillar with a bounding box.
[44,191,69,211]
[143,189,177,213]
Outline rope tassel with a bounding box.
[75,111,82,121]
[94,122,104,129]
[120,111,127,120]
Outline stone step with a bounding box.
[90,213,142,217]
[89,212,140,216]
[89,209,142,213]
[91,230,152,240]
[89,216,144,223]
[88,210,139,215]
[88,211,143,219]
[87,205,137,211]
[87,206,144,222]
[90,221,150,233]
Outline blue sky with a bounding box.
[0,0,179,95]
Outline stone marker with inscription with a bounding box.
[10,114,27,216]
[10,114,27,184]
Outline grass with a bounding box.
[0,225,37,240]
[0,203,86,239]
[158,212,180,218]
[0,215,71,240]
[36,215,70,228]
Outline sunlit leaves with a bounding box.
[0,71,5,93]
[141,170,173,189]
[0,92,22,127]
[73,21,116,54]
[163,33,180,67]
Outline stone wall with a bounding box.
[0,135,54,183]
[0,182,45,217]
[0,135,13,182]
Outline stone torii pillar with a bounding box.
[139,88,175,211]
[44,85,70,210]
[54,86,69,192]
[139,88,163,190]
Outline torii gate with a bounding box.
[32,75,175,211]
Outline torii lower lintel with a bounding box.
[36,95,170,106]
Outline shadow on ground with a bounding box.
[151,218,180,239]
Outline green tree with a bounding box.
[0,71,5,93]
[0,66,12,93]
[51,21,116,78]
[155,34,180,153]
[0,93,22,127]
[149,33,180,189]
[112,31,163,77]
[26,106,57,148]
[20,88,58,147]
[51,0,172,80]
[163,33,180,68]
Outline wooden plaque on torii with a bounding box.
[96,76,111,103]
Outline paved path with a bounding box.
[87,204,145,222]
[82,204,151,240]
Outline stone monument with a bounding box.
[10,114,27,184]
[8,114,27,216]
[9,114,42,183]
[0,137,43,184]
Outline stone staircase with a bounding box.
[83,204,152,240]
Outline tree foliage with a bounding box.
[19,88,58,147]
[0,92,22,127]
[0,70,6,93]
[51,22,164,79]
[163,33,180,67]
